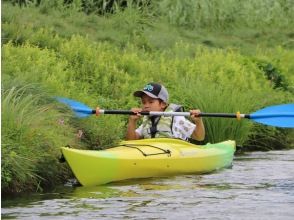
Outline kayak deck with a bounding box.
[61,138,236,186]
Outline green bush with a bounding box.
[3,38,292,149]
[254,47,294,92]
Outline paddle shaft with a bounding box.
[91,109,250,119]
[75,107,294,119]
[57,97,294,127]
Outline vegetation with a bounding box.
[2,0,294,194]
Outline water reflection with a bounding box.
[2,150,294,220]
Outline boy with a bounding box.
[126,82,205,141]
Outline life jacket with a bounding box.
[141,104,184,139]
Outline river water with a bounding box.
[2,150,294,220]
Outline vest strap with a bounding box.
[150,116,160,138]
[142,103,183,139]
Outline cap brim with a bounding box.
[133,90,158,99]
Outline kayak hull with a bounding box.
[61,138,236,186]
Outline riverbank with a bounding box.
[2,0,294,195]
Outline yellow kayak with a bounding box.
[61,138,236,186]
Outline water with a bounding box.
[2,150,294,220]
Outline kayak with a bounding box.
[61,138,236,186]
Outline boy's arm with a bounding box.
[190,109,205,141]
[126,118,140,140]
[126,108,141,140]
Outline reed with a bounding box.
[1,85,79,193]
[157,0,294,29]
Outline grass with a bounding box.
[1,85,77,193]
[2,2,294,52]
[1,0,294,194]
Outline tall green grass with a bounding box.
[157,0,294,29]
[1,85,79,193]
[8,0,293,30]
[3,1,293,53]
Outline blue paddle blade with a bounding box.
[57,97,93,118]
[250,104,294,128]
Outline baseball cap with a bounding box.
[133,82,169,103]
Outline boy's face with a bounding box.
[141,94,167,111]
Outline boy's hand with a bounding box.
[190,109,205,141]
[129,108,142,122]
[190,109,202,124]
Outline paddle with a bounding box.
[57,97,294,128]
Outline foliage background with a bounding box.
[2,0,294,194]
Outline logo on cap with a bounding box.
[144,84,154,92]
